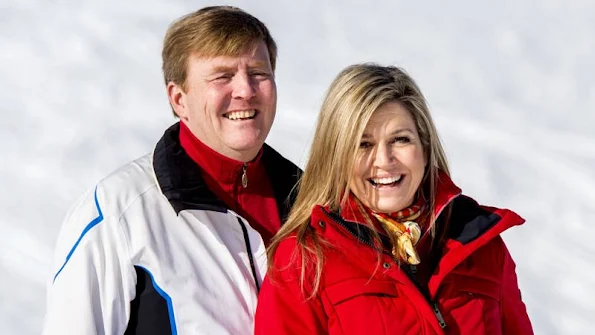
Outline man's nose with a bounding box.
[231,73,256,100]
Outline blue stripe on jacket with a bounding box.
[53,186,104,283]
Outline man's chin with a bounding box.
[224,140,265,159]
[225,132,266,147]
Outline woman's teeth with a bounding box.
[369,175,403,187]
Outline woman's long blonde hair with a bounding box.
[268,63,450,298]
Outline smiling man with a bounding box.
[43,6,301,335]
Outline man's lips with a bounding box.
[223,109,258,120]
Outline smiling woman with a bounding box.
[254,63,534,335]
[350,101,427,215]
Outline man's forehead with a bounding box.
[189,45,271,70]
[191,41,268,60]
[205,58,270,68]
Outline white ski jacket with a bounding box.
[42,123,300,335]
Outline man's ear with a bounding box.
[167,81,187,121]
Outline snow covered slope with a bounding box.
[1,1,593,334]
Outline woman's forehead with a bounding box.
[363,103,415,134]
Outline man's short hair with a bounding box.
[162,6,277,92]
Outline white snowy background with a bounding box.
[1,0,594,334]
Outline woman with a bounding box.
[254,64,533,334]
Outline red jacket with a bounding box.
[255,175,533,334]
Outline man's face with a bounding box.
[170,41,277,162]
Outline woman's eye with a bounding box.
[393,136,411,144]
[359,141,373,149]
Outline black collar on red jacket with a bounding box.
[326,172,516,249]
[326,195,500,248]
[152,122,302,220]
[446,196,503,244]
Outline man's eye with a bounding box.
[214,74,233,81]
[250,72,270,79]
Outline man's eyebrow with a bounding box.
[209,65,236,74]
[246,61,271,69]
[207,61,271,75]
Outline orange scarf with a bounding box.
[342,194,426,264]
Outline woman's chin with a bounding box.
[369,201,409,214]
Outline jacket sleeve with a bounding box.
[501,243,534,334]
[42,186,136,335]
[255,238,328,334]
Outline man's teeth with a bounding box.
[371,175,402,185]
[225,110,256,120]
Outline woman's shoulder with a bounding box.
[268,232,320,287]
[448,194,525,235]
[273,234,300,259]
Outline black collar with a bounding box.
[153,123,302,221]
[326,195,501,248]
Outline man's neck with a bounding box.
[181,123,260,163]
[177,121,281,245]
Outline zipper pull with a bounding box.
[241,163,248,188]
[432,302,448,329]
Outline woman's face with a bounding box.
[349,102,427,213]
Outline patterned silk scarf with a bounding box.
[348,195,427,265]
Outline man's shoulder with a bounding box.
[262,144,302,216]
[98,153,156,193]
[55,153,159,255]
[92,153,161,215]
[262,143,301,174]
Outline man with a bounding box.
[43,6,301,334]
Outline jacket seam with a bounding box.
[236,216,261,293]
[321,289,345,335]
[97,180,158,325]
[115,183,160,269]
[96,173,160,289]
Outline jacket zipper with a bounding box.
[234,163,256,290]
[236,217,260,292]
[241,163,248,188]
[322,209,448,330]
[432,302,448,329]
